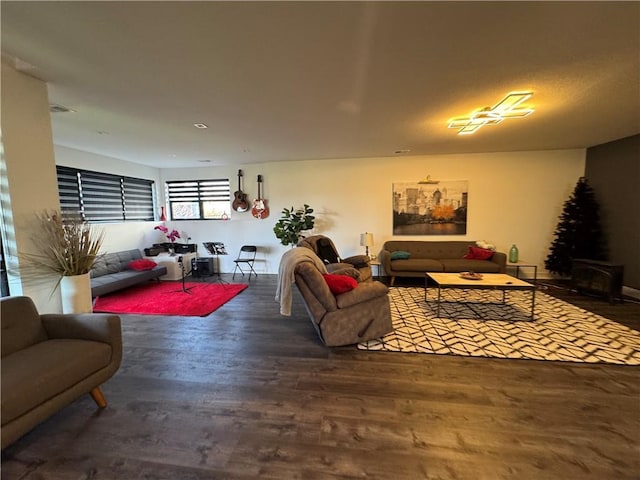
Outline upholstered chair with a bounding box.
[293,261,393,347]
[297,235,372,282]
[1,296,122,449]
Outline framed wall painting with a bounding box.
[392,179,468,235]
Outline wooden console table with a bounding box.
[571,258,624,304]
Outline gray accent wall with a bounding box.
[585,134,640,289]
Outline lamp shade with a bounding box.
[360,232,374,247]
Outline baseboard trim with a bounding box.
[622,286,640,301]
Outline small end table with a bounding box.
[369,259,382,280]
[506,261,537,284]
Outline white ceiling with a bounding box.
[2,1,639,168]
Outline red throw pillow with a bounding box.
[323,273,358,295]
[463,246,494,260]
[129,259,158,271]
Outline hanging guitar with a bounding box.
[251,174,270,219]
[232,169,249,212]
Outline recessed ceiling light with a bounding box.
[193,123,208,129]
[198,160,212,163]
[448,92,534,135]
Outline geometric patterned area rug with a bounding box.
[358,287,640,365]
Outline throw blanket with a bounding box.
[275,247,327,316]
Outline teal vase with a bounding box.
[509,244,519,263]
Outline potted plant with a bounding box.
[273,204,315,246]
[23,210,104,313]
[154,224,181,255]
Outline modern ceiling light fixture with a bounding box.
[193,123,208,129]
[448,92,534,135]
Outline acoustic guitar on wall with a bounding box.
[251,175,269,219]
[232,169,249,212]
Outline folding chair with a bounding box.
[232,245,257,280]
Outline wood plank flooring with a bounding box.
[2,275,639,479]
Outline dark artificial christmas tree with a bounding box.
[545,177,607,276]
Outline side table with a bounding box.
[506,261,538,284]
[369,260,382,280]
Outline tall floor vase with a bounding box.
[60,273,93,314]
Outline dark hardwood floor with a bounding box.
[2,275,639,479]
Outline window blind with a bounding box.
[55,166,155,222]
[166,179,230,220]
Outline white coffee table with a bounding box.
[425,272,536,320]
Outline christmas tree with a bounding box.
[545,177,607,276]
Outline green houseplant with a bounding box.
[23,210,104,312]
[273,204,315,246]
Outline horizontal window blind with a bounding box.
[81,171,125,222]
[124,177,154,221]
[166,179,230,220]
[55,166,155,222]
[56,167,82,217]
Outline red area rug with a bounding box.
[93,281,248,316]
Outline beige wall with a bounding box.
[157,149,585,276]
[55,147,586,277]
[1,62,62,312]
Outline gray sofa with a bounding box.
[380,240,506,286]
[1,296,122,449]
[90,249,167,297]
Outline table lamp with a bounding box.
[360,232,374,257]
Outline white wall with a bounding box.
[157,149,585,276]
[54,145,163,253]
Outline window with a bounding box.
[166,179,230,220]
[56,166,155,222]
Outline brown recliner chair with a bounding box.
[297,235,372,282]
[1,296,122,449]
[294,261,393,347]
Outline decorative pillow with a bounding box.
[463,246,494,260]
[323,273,358,295]
[390,250,411,260]
[128,259,158,271]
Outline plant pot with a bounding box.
[60,273,93,313]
